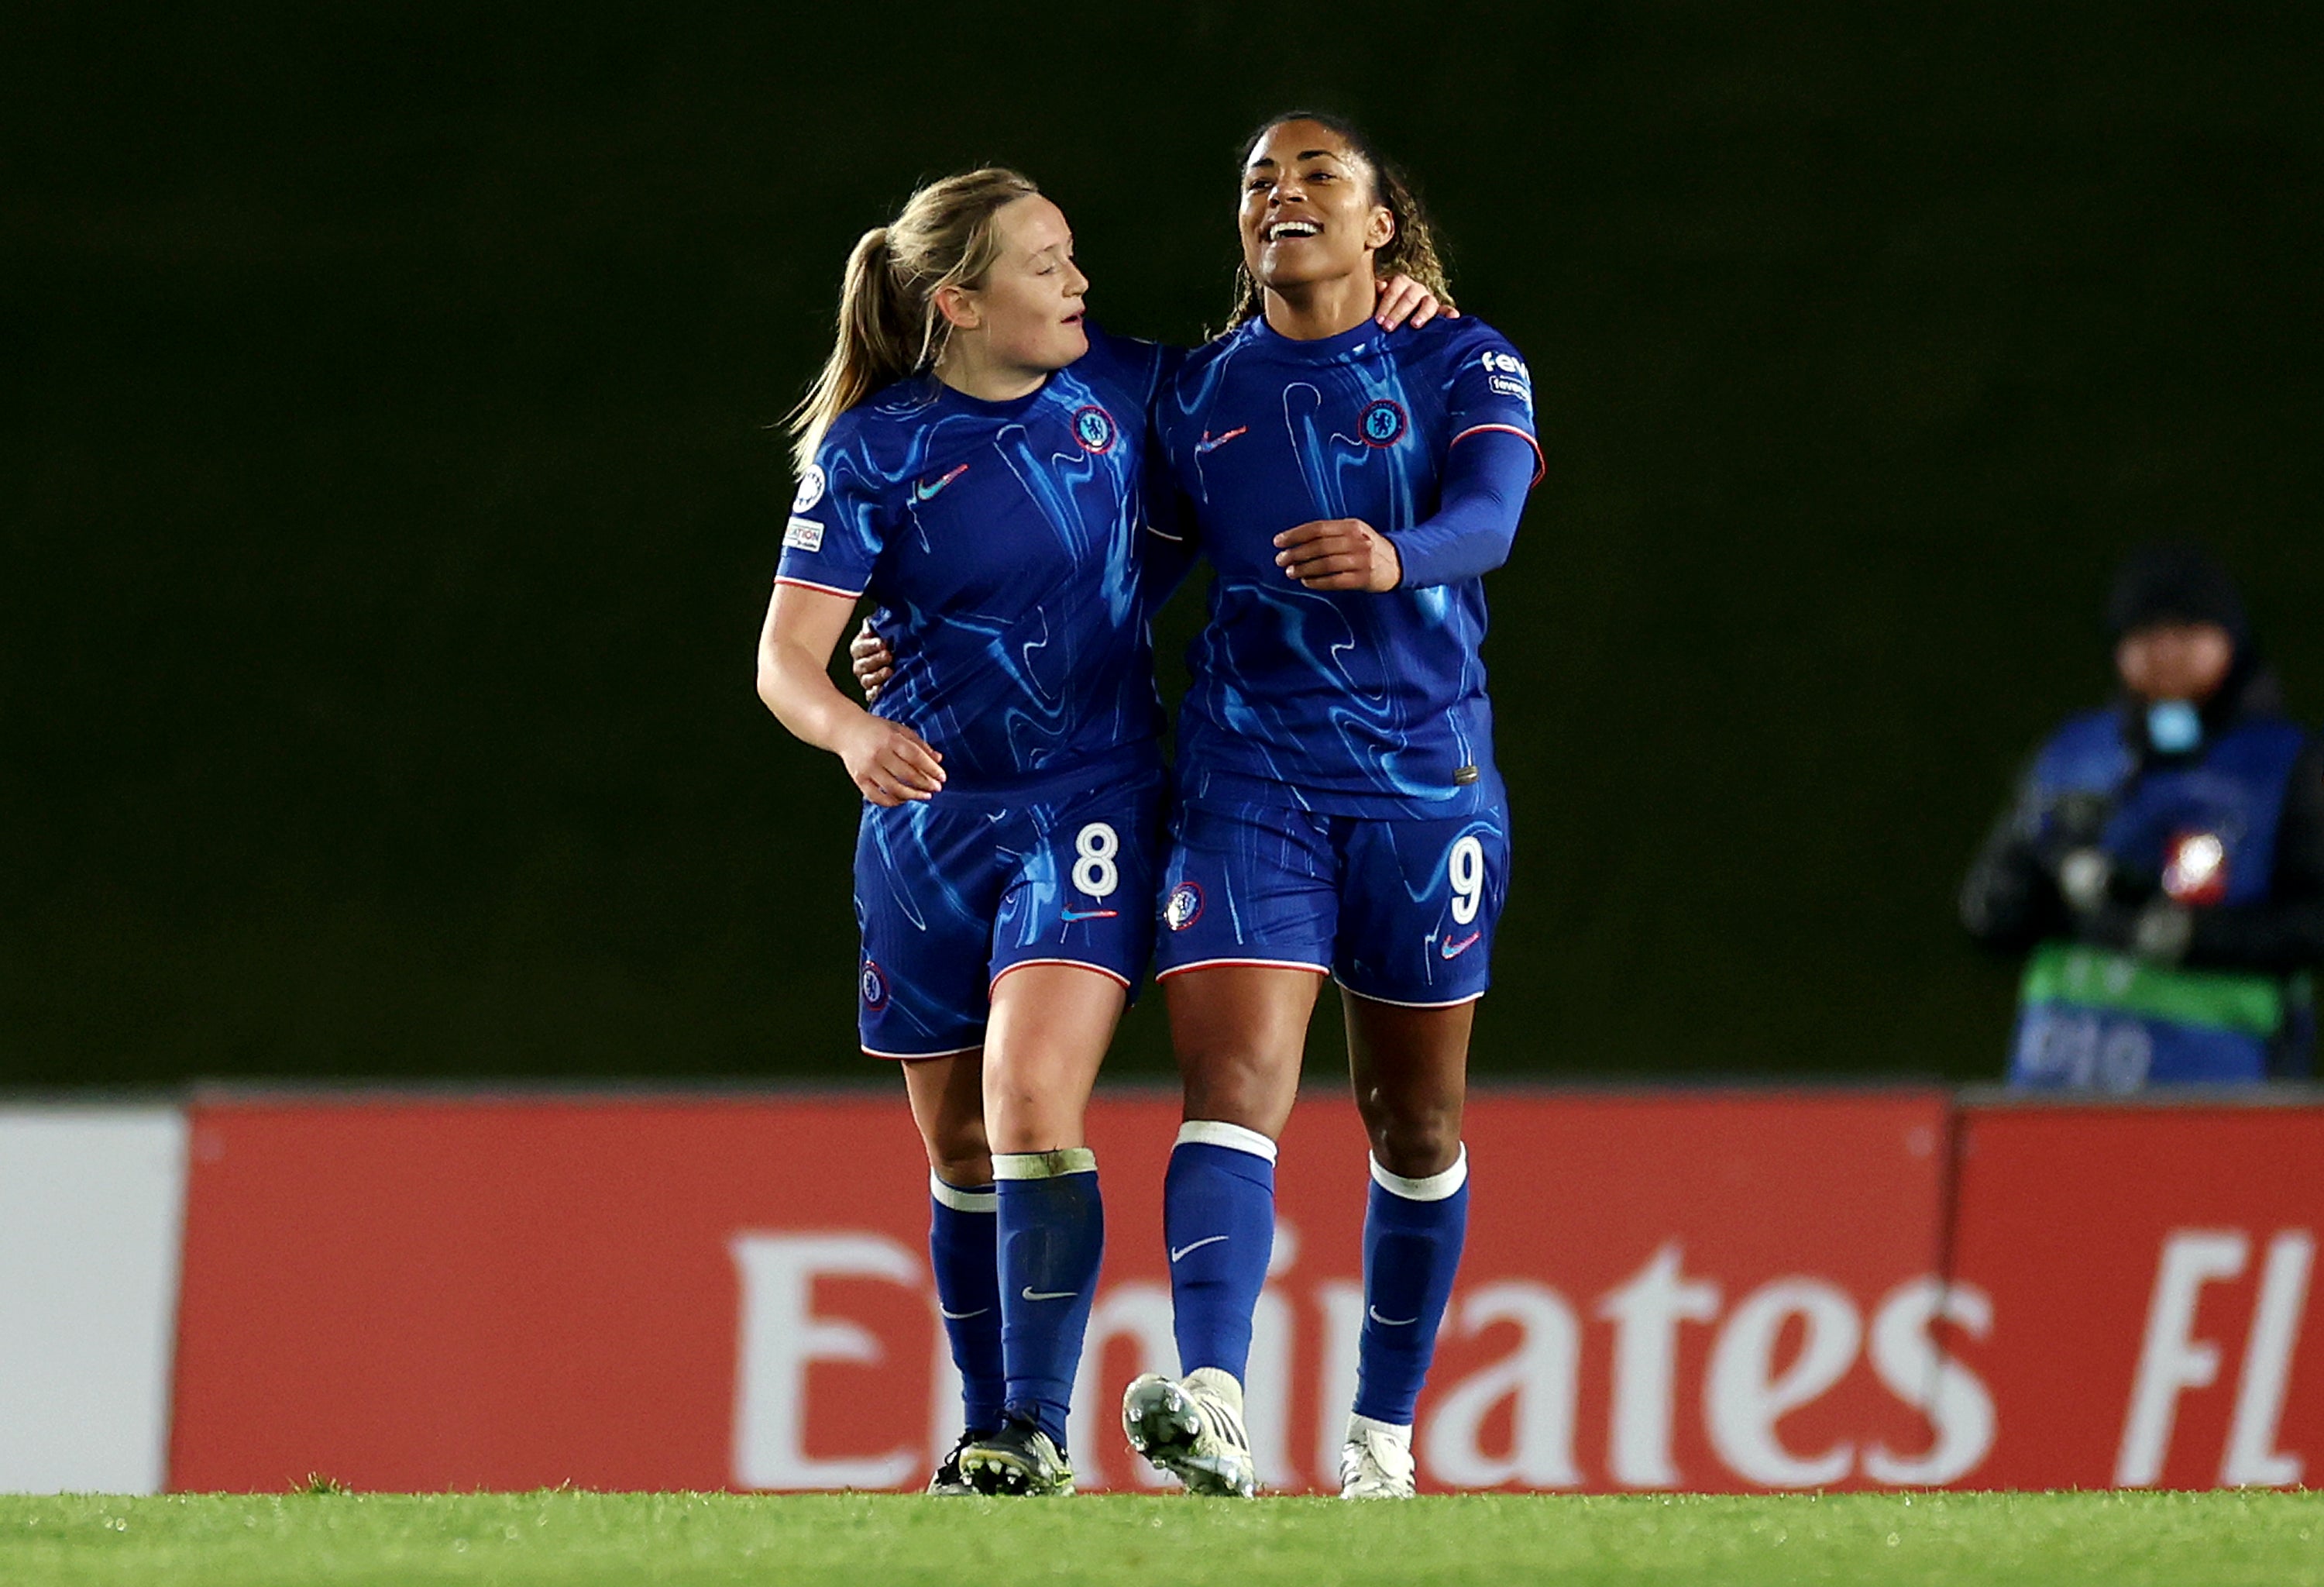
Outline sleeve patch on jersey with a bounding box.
[783,515,826,552]
[791,465,827,513]
[1488,373,1534,408]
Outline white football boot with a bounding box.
[1337,1416,1417,1499]
[1121,1368,1258,1497]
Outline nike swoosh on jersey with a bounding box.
[1060,908,1120,921]
[937,1306,991,1320]
[1369,1306,1419,1327]
[1021,1286,1079,1302]
[1168,1234,1229,1263]
[913,463,970,501]
[1194,425,1248,455]
[1439,931,1483,960]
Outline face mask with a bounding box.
[2147,699,2203,756]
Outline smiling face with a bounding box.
[937,194,1089,377]
[1239,119,1396,295]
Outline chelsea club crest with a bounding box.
[1357,399,1408,447]
[1072,405,1117,454]
[1164,882,1204,931]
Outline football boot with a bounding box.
[1121,1368,1258,1497]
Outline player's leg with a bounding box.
[1339,992,1473,1497]
[1331,810,1509,1498]
[900,1050,999,1495]
[957,963,1124,1496]
[1157,802,1336,1382]
[957,778,1157,1496]
[1129,800,1336,1495]
[856,797,1007,1493]
[1118,966,1313,1496]
[1163,965,1315,1376]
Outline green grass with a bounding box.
[2,1490,2318,1585]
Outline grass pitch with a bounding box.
[2,1489,2317,1585]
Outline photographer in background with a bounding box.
[1961,546,2324,1089]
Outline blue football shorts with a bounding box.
[1151,796,1511,1007]
[853,769,1164,1059]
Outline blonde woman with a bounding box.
[757,169,1441,1495]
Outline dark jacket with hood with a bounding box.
[1959,547,2324,1082]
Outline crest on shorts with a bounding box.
[1164,883,1205,931]
[859,959,889,1010]
[1357,400,1408,447]
[1072,405,1118,454]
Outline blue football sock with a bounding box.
[927,1172,1004,1437]
[1353,1145,1470,1427]
[993,1149,1104,1451]
[1163,1121,1278,1382]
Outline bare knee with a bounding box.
[1363,1100,1463,1179]
[983,1068,1080,1155]
[922,1115,992,1186]
[1179,1043,1298,1139]
[1164,969,1315,1139]
[901,1052,994,1186]
[1343,994,1472,1179]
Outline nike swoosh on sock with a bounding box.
[1021,1287,1078,1302]
[1168,1234,1229,1262]
[1369,1306,1419,1326]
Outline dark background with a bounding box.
[5,4,2319,1088]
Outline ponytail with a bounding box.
[789,168,1040,474]
[1225,113,1455,331]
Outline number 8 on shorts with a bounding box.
[1073,822,1119,898]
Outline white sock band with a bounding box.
[929,1172,996,1213]
[1175,1118,1279,1163]
[992,1147,1098,1180]
[1369,1143,1468,1202]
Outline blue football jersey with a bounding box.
[1153,314,1542,816]
[777,325,1175,794]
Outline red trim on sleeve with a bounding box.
[1450,423,1546,487]
[773,576,867,600]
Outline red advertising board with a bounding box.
[173,1094,939,1492]
[171,1088,1959,1493]
[1947,1101,2324,1491]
